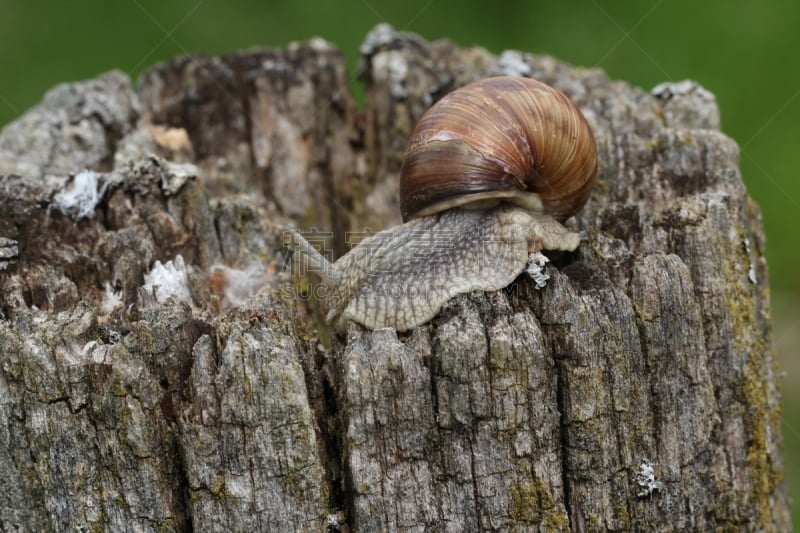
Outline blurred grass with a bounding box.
[1,0,798,524]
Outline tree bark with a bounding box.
[0,24,790,532]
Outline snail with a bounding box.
[288,76,597,332]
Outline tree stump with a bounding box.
[0,24,790,532]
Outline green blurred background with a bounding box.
[1,0,798,523]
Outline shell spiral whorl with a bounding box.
[399,76,598,222]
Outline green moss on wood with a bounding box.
[509,476,568,531]
[723,221,785,531]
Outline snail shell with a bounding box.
[399,76,598,222]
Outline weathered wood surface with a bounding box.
[0,24,790,532]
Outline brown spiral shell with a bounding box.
[399,76,598,222]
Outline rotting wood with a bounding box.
[0,24,789,532]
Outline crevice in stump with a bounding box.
[297,338,351,527]
[172,430,194,532]
[554,351,574,532]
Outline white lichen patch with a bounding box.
[52,170,108,220]
[261,58,290,73]
[307,36,333,52]
[526,252,550,289]
[139,255,193,308]
[359,23,397,55]
[0,237,19,271]
[743,238,757,284]
[652,79,706,99]
[651,79,719,130]
[80,340,113,364]
[371,50,409,98]
[496,50,532,77]
[100,281,123,315]
[160,161,197,196]
[634,459,663,498]
[326,512,346,531]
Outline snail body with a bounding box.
[290,76,597,331]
